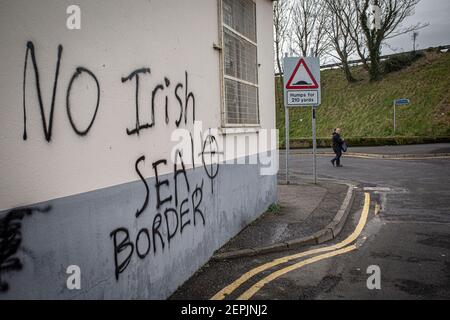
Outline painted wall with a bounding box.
[0,0,276,299]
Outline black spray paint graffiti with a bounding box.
[66,67,101,136]
[109,134,218,281]
[0,206,51,292]
[134,156,149,218]
[19,40,214,284]
[122,69,195,136]
[22,42,62,141]
[109,179,206,280]
[121,68,151,136]
[109,170,206,280]
[22,42,199,141]
[202,134,220,194]
[22,41,100,141]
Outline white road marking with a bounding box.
[363,187,392,192]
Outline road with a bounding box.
[171,145,450,300]
[277,148,449,299]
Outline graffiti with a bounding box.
[135,228,150,259]
[174,150,190,206]
[164,77,170,124]
[175,83,184,127]
[22,41,101,141]
[109,132,217,280]
[109,176,206,280]
[109,227,133,281]
[191,180,205,226]
[121,68,152,135]
[202,134,220,194]
[22,42,197,142]
[134,156,149,218]
[22,41,62,142]
[153,159,173,209]
[151,83,165,127]
[17,40,219,284]
[0,206,51,292]
[66,67,101,136]
[183,71,196,125]
[122,69,196,135]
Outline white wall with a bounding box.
[0,0,277,299]
[0,0,275,212]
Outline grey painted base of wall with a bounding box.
[0,154,277,299]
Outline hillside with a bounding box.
[276,51,450,145]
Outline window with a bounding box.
[221,0,259,126]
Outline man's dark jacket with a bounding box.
[332,132,343,153]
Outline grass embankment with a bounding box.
[276,51,450,147]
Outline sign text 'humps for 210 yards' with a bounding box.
[283,57,321,107]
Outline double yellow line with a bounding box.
[211,192,371,300]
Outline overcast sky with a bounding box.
[383,0,450,54]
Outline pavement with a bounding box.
[170,143,450,300]
[332,143,450,155]
[213,181,353,260]
[289,143,450,159]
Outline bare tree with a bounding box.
[273,0,291,109]
[324,0,358,82]
[291,0,331,59]
[273,0,291,74]
[357,0,427,81]
[327,0,370,72]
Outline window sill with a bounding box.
[219,126,260,135]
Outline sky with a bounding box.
[280,0,450,65]
[383,0,450,54]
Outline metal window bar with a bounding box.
[220,0,259,126]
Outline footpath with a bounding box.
[214,180,355,260]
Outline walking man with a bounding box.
[331,128,345,167]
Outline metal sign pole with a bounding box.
[312,106,317,184]
[393,99,410,135]
[285,106,290,184]
[393,101,396,134]
[283,56,321,185]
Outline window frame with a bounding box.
[218,0,260,128]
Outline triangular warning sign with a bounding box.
[286,58,319,90]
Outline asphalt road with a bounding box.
[277,148,450,299]
[172,145,450,300]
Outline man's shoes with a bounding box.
[331,160,335,167]
[336,164,343,167]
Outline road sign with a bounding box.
[394,98,410,106]
[283,57,321,107]
[283,56,321,185]
[393,98,410,134]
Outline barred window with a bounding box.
[222,0,259,125]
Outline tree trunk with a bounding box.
[368,47,382,81]
[335,46,357,83]
[342,61,357,83]
[275,40,282,75]
[275,40,284,109]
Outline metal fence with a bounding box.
[275,45,450,77]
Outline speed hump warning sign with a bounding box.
[283,57,321,107]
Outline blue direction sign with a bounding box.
[394,98,410,106]
[393,98,410,134]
